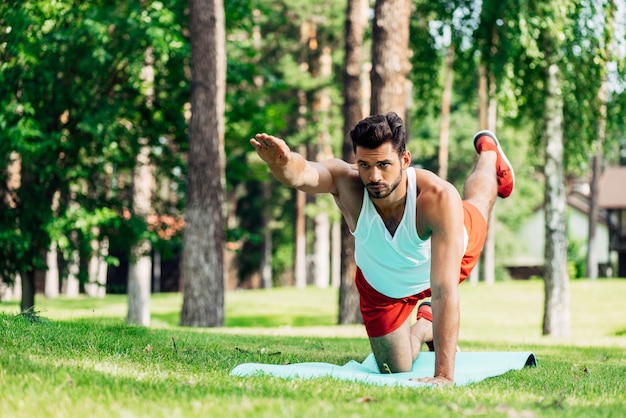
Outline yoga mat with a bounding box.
[230,351,537,387]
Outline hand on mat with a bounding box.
[409,375,453,387]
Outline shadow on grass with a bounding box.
[151,312,336,328]
[226,314,336,327]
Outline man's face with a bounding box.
[355,142,410,200]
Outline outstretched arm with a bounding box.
[250,133,345,194]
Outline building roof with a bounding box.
[598,166,626,209]
[567,192,608,224]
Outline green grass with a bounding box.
[1,280,626,417]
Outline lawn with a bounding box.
[1,279,625,417]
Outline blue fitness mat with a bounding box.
[230,351,537,387]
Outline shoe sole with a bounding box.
[473,130,515,197]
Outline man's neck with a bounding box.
[372,174,408,235]
[373,194,406,218]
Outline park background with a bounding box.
[2,1,626,416]
[2,1,626,337]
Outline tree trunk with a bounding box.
[181,0,226,327]
[338,0,369,324]
[470,62,489,286]
[261,181,273,289]
[370,0,411,117]
[45,242,59,298]
[64,250,80,298]
[313,211,330,288]
[261,226,273,289]
[127,242,151,325]
[478,62,488,130]
[294,145,308,289]
[339,0,368,324]
[153,250,161,293]
[312,45,333,289]
[20,270,35,312]
[587,138,603,280]
[483,211,496,284]
[542,63,570,337]
[476,61,498,285]
[127,144,152,326]
[86,237,108,298]
[331,220,341,288]
[483,70,498,285]
[438,42,454,181]
[586,0,613,280]
[128,43,156,324]
[293,18,315,290]
[16,161,52,311]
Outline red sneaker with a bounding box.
[473,130,515,198]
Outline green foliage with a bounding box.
[506,0,626,175]
[0,1,188,286]
[567,236,587,279]
[2,0,626,296]
[223,0,346,284]
[47,207,118,252]
[410,0,479,119]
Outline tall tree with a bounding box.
[180,0,226,327]
[516,1,575,337]
[293,20,311,289]
[587,0,615,280]
[370,0,411,116]
[127,142,153,326]
[312,44,334,289]
[438,42,454,181]
[542,60,570,336]
[0,1,186,310]
[474,0,512,286]
[339,0,368,324]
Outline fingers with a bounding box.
[408,376,453,387]
[254,133,280,148]
[250,133,285,151]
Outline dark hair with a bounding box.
[350,112,406,155]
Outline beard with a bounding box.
[364,170,403,199]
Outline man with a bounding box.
[250,112,514,385]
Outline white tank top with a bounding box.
[352,168,469,298]
[352,168,432,298]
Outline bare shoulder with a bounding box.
[414,168,462,236]
[320,157,354,175]
[320,158,361,193]
[414,168,459,199]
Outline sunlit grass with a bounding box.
[2,279,625,345]
[459,278,626,345]
[1,279,626,417]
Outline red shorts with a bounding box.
[355,201,487,338]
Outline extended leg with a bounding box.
[463,131,515,221]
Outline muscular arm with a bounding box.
[418,179,465,385]
[250,133,349,194]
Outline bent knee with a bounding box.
[369,319,414,373]
[370,340,413,373]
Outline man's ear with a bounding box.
[401,150,411,169]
